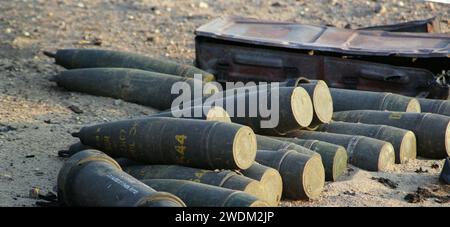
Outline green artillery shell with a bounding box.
[255,135,343,179]
[123,165,266,202]
[52,68,218,110]
[150,106,231,122]
[45,49,215,82]
[317,121,417,164]
[240,162,283,206]
[297,80,333,126]
[141,179,269,207]
[255,149,325,200]
[73,117,257,170]
[418,98,450,117]
[57,149,186,207]
[271,137,348,182]
[208,87,314,135]
[333,110,450,159]
[330,88,421,113]
[287,130,395,172]
[256,135,317,156]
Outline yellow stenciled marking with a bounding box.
[175,145,187,163]
[128,142,136,157]
[175,135,188,163]
[175,135,187,145]
[194,170,207,179]
[191,170,208,183]
[175,145,186,155]
[95,135,101,148]
[119,129,128,152]
[95,127,102,147]
[389,113,403,120]
[103,136,112,152]
[129,122,138,136]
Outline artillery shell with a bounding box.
[257,135,339,181]
[45,49,215,82]
[317,121,417,164]
[255,149,325,200]
[57,149,185,207]
[52,68,218,110]
[287,130,395,172]
[73,117,257,170]
[141,179,269,207]
[123,165,266,202]
[333,110,450,159]
[240,162,283,206]
[297,80,333,126]
[330,88,421,113]
[205,86,314,135]
[271,137,348,181]
[418,98,450,117]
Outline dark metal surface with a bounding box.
[333,110,450,159]
[57,149,186,207]
[196,16,450,58]
[358,17,442,33]
[195,37,448,98]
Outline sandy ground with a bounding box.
[0,0,449,207]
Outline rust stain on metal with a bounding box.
[196,16,450,58]
[195,17,450,99]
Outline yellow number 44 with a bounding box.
[175,135,187,145]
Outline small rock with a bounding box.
[343,190,356,196]
[404,193,422,203]
[371,177,398,189]
[43,119,52,124]
[34,169,44,176]
[398,1,404,7]
[199,2,209,9]
[128,15,135,20]
[92,37,102,46]
[68,105,84,114]
[77,2,85,8]
[431,163,439,169]
[29,187,41,199]
[113,99,123,106]
[271,2,284,7]
[5,28,12,33]
[435,197,450,204]
[0,124,17,133]
[0,173,13,181]
[427,2,436,11]
[23,31,30,37]
[374,4,387,14]
[415,167,428,173]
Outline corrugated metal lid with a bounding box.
[195,16,450,58]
